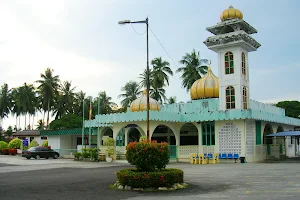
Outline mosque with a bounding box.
[45,6,300,162]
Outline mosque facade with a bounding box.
[84,6,300,162]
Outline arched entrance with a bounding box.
[277,126,284,133]
[125,124,144,144]
[152,125,176,145]
[180,123,198,145]
[101,127,113,145]
[263,123,273,145]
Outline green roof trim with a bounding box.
[84,99,300,127]
[41,128,97,136]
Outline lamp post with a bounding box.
[118,18,150,141]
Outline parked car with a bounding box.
[22,146,60,159]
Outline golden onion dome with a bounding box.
[190,66,219,100]
[130,89,160,112]
[220,6,243,22]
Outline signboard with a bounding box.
[22,139,28,147]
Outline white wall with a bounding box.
[48,136,60,150]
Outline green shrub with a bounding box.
[29,140,39,148]
[74,152,82,160]
[8,138,22,149]
[104,137,114,158]
[0,141,8,151]
[126,141,169,172]
[116,168,184,188]
[82,148,90,158]
[139,136,147,142]
[89,148,99,161]
[42,140,48,147]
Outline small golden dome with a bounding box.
[130,89,160,112]
[190,67,219,100]
[220,6,243,22]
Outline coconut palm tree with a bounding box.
[36,68,60,129]
[73,90,88,119]
[139,68,153,89]
[167,96,176,104]
[150,82,167,103]
[118,81,141,108]
[0,83,11,128]
[53,81,76,119]
[14,83,36,130]
[36,119,45,130]
[151,57,173,87]
[10,87,21,130]
[177,49,210,91]
[98,91,117,114]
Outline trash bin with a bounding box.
[240,157,245,163]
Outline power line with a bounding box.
[148,25,179,68]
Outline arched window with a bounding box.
[242,52,246,75]
[225,52,234,74]
[243,87,248,109]
[226,86,235,109]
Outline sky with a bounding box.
[1,0,300,129]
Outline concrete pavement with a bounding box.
[1,155,300,200]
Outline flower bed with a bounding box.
[8,148,17,155]
[116,168,184,188]
[113,140,187,192]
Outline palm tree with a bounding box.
[53,81,76,119]
[98,91,117,114]
[150,82,167,103]
[151,57,173,87]
[0,83,11,128]
[14,83,36,130]
[10,87,21,130]
[36,68,60,129]
[168,96,176,104]
[118,81,141,108]
[139,68,153,89]
[177,49,210,91]
[74,90,87,118]
[36,119,45,130]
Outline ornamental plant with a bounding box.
[126,140,170,172]
[104,137,114,158]
[29,140,39,148]
[0,141,8,151]
[116,168,183,188]
[8,138,22,149]
[42,140,48,147]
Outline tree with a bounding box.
[167,96,176,104]
[74,90,87,118]
[118,81,141,108]
[53,81,76,119]
[36,68,60,129]
[97,91,117,114]
[150,82,167,103]
[49,114,82,130]
[276,101,300,118]
[36,119,45,130]
[0,83,11,129]
[151,57,173,87]
[177,49,209,91]
[139,68,153,89]
[14,83,37,130]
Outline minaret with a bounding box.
[203,6,261,110]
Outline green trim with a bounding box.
[41,128,95,136]
[255,120,262,145]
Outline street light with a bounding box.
[118,17,150,141]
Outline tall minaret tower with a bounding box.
[204,6,261,111]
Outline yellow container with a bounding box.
[190,153,196,164]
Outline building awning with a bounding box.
[267,131,300,137]
[12,130,40,136]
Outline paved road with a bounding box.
[1,155,300,200]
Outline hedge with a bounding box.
[116,168,184,188]
[42,140,48,147]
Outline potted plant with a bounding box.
[104,137,114,162]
